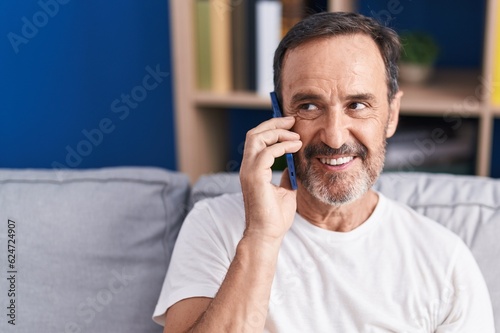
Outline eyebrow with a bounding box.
[290,92,378,105]
[346,93,377,102]
[290,93,324,106]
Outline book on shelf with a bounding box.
[256,0,282,96]
[384,120,477,174]
[195,0,212,90]
[209,0,232,92]
[231,0,246,91]
[246,0,258,91]
[231,0,253,91]
[282,0,306,37]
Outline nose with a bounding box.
[319,108,349,149]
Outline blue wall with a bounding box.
[358,0,485,68]
[0,0,177,170]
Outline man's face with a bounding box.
[280,34,401,206]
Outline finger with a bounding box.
[246,116,295,137]
[253,141,302,170]
[267,140,302,158]
[244,129,300,156]
[241,140,301,176]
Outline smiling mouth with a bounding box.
[319,156,354,166]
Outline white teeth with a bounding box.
[320,156,354,166]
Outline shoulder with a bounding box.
[377,193,486,291]
[378,192,465,256]
[190,192,245,221]
[182,193,246,240]
[380,192,460,235]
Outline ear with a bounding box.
[386,90,403,138]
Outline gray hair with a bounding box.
[273,12,401,102]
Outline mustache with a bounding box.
[304,142,368,160]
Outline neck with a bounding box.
[296,187,379,232]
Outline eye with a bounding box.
[299,103,319,112]
[348,102,367,111]
[297,103,322,119]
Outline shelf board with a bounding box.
[195,69,483,116]
[195,91,271,109]
[399,69,483,116]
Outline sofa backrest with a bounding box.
[0,167,190,333]
[192,171,500,331]
[2,168,497,331]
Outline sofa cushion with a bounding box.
[0,167,189,333]
[191,171,500,331]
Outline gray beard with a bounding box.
[295,141,386,206]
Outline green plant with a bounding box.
[400,32,439,65]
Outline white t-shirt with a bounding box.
[153,192,495,332]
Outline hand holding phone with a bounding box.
[270,92,298,190]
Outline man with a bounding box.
[154,12,494,332]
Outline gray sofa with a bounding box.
[0,167,498,332]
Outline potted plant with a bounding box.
[399,31,439,84]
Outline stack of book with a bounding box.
[384,117,477,175]
[194,0,320,96]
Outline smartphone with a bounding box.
[270,92,298,190]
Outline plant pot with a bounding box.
[399,63,433,84]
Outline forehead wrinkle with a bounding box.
[290,92,323,105]
[281,34,387,102]
[286,79,339,108]
[287,76,378,107]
